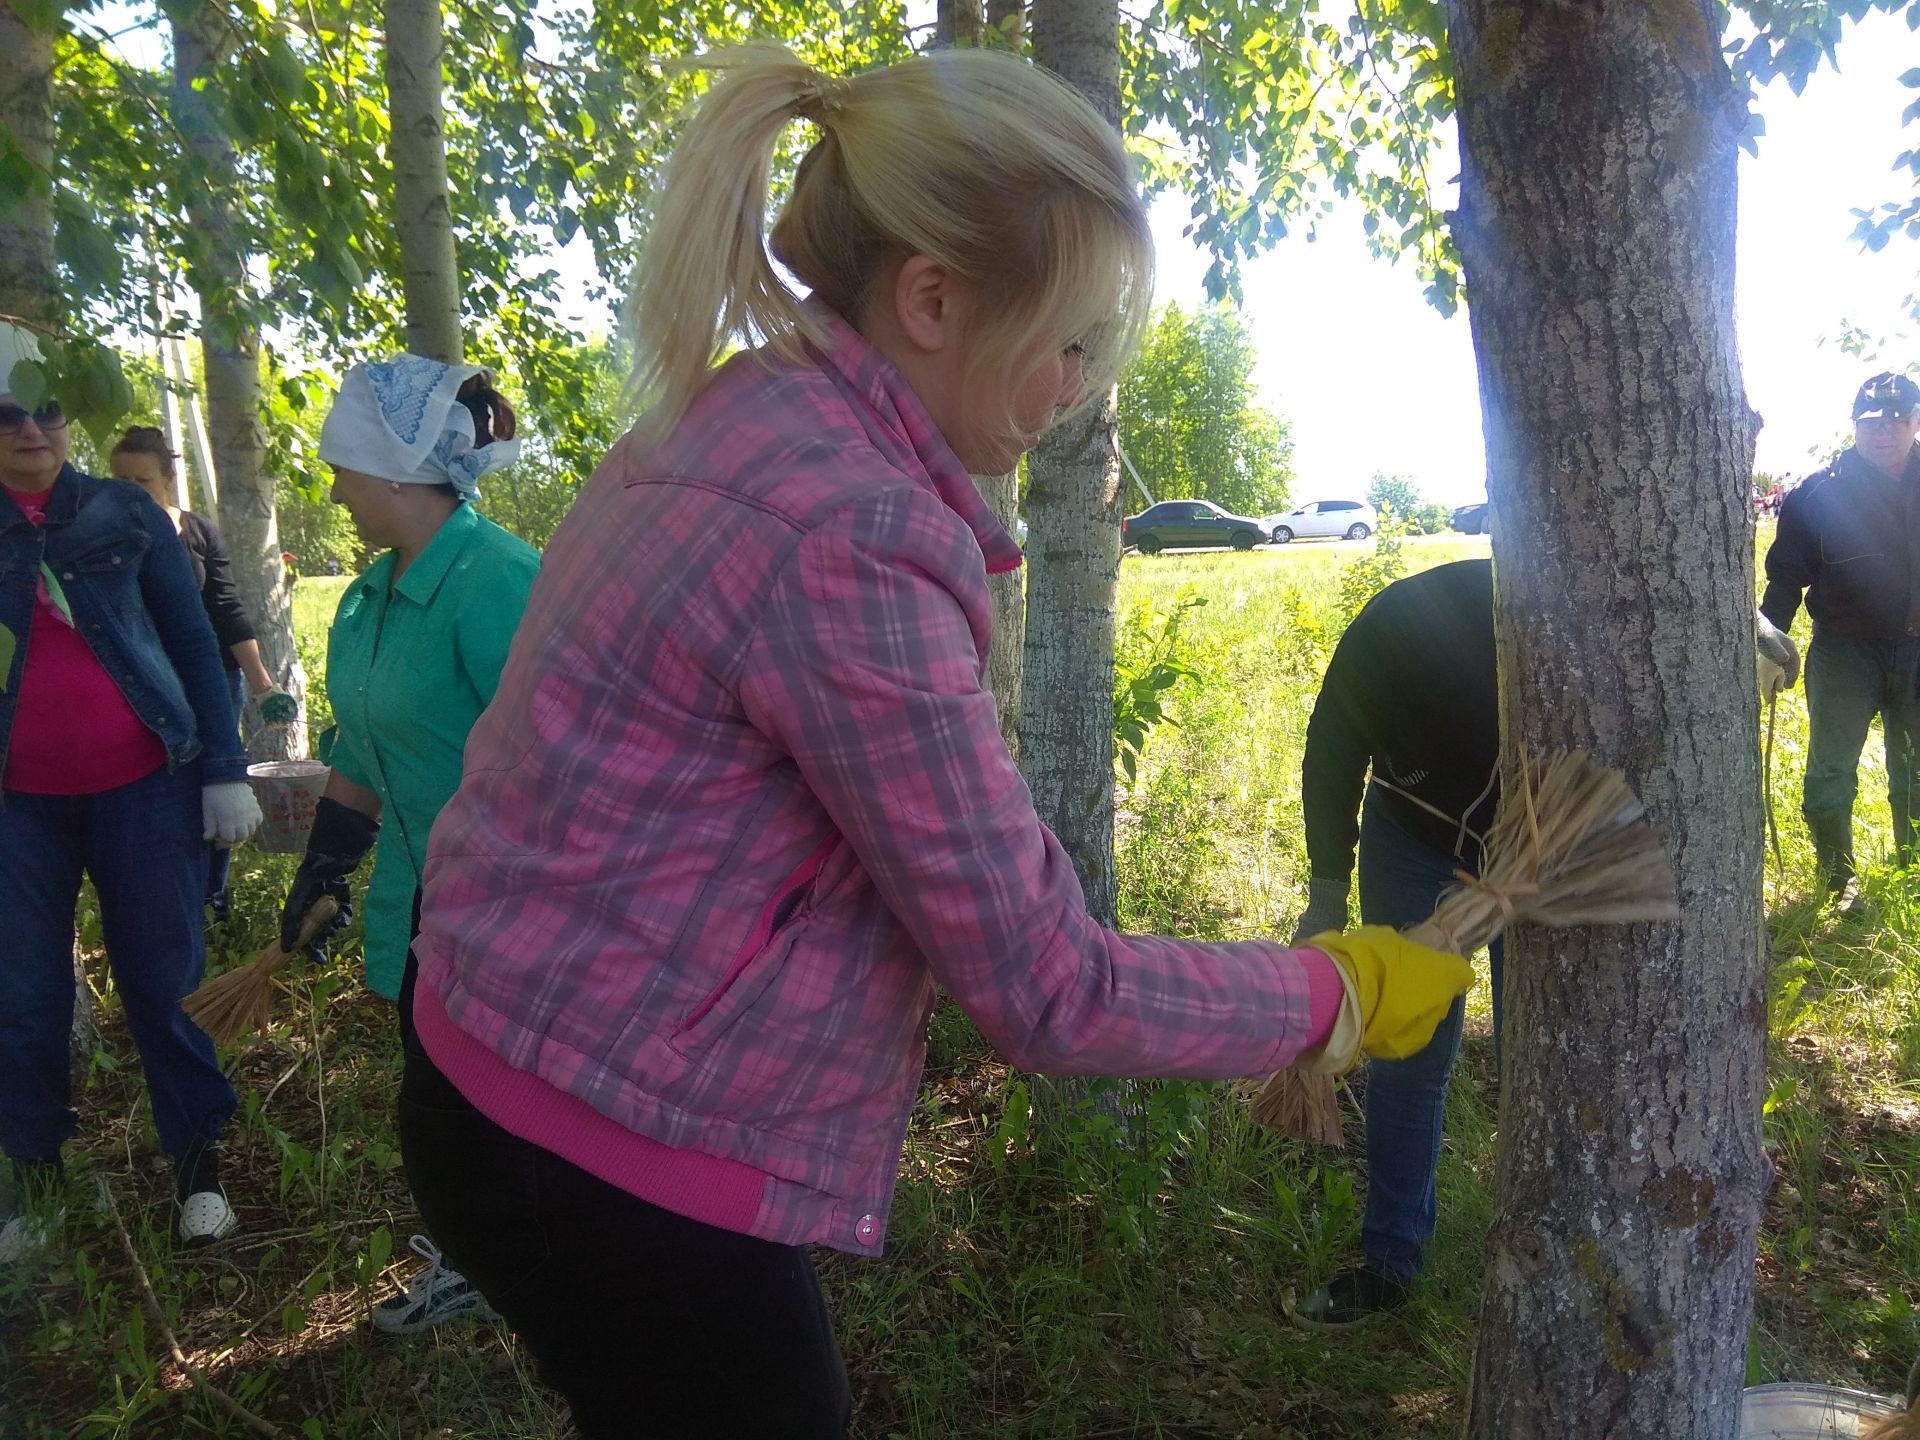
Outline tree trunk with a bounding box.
[1448,1,1766,1434]
[987,0,1025,46]
[935,0,985,48]
[383,0,462,362]
[979,470,1024,757]
[0,5,106,1064]
[1022,0,1122,929]
[172,8,307,761]
[0,2,56,327]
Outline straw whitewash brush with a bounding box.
[1251,750,1681,1144]
[184,898,341,1048]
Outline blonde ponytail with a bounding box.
[628,44,1153,439]
[627,46,826,432]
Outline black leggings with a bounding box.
[397,1027,851,1439]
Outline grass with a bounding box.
[4,527,1917,1437]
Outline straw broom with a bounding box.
[184,898,340,1048]
[1250,749,1680,1144]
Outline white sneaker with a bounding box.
[176,1189,238,1247]
[371,1235,494,1335]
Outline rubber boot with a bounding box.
[1806,808,1868,918]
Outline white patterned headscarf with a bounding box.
[318,353,520,499]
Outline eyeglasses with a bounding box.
[0,401,67,437]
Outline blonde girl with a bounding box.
[399,46,1468,1437]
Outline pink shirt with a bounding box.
[3,485,167,795]
[415,318,1336,1255]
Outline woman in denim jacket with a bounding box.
[0,323,261,1263]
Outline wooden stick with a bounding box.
[97,1176,288,1440]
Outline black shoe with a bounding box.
[1289,1267,1409,1329]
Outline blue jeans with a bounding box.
[1802,634,1920,859]
[1357,786,1504,1284]
[205,669,247,915]
[0,763,236,1165]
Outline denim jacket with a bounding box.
[0,464,248,797]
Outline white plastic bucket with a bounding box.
[1741,1383,1902,1438]
[246,760,330,853]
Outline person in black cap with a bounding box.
[1762,370,1920,913]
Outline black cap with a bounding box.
[1852,371,1920,421]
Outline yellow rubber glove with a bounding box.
[1300,925,1477,1072]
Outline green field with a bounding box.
[5,527,1918,1438]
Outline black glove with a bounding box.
[280,797,380,956]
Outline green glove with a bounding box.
[257,690,298,726]
[1300,925,1476,1071]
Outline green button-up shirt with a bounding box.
[324,503,538,997]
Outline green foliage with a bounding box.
[1117,303,1292,516]
[1366,470,1422,518]
[1113,590,1207,784]
[1336,510,1409,621]
[1121,0,1461,308]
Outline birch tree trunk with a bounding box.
[0,2,55,329]
[1022,0,1122,929]
[935,0,985,49]
[1447,0,1767,1432]
[980,471,1024,756]
[172,8,307,761]
[384,0,462,363]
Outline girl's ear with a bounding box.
[888,255,962,356]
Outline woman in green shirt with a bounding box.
[278,354,537,1334]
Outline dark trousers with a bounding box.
[204,669,247,916]
[0,762,235,1165]
[1357,787,1504,1284]
[398,1023,851,1438]
[1803,633,1920,861]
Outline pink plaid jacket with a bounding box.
[414,318,1322,1254]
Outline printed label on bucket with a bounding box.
[247,761,330,854]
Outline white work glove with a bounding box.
[202,781,263,846]
[1290,877,1353,946]
[1756,613,1799,702]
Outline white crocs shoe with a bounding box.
[176,1189,238,1247]
[371,1234,494,1335]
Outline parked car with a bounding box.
[1263,499,1376,543]
[1122,498,1269,554]
[1450,501,1490,535]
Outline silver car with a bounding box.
[1264,499,1377,543]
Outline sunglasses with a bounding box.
[0,401,67,437]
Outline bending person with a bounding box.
[401,48,1472,1439]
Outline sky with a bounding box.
[1132,11,1920,507]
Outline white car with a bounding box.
[1264,499,1377,543]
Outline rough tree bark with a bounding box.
[172,7,307,761]
[384,0,463,363]
[1447,0,1767,1433]
[1022,0,1122,929]
[0,2,56,328]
